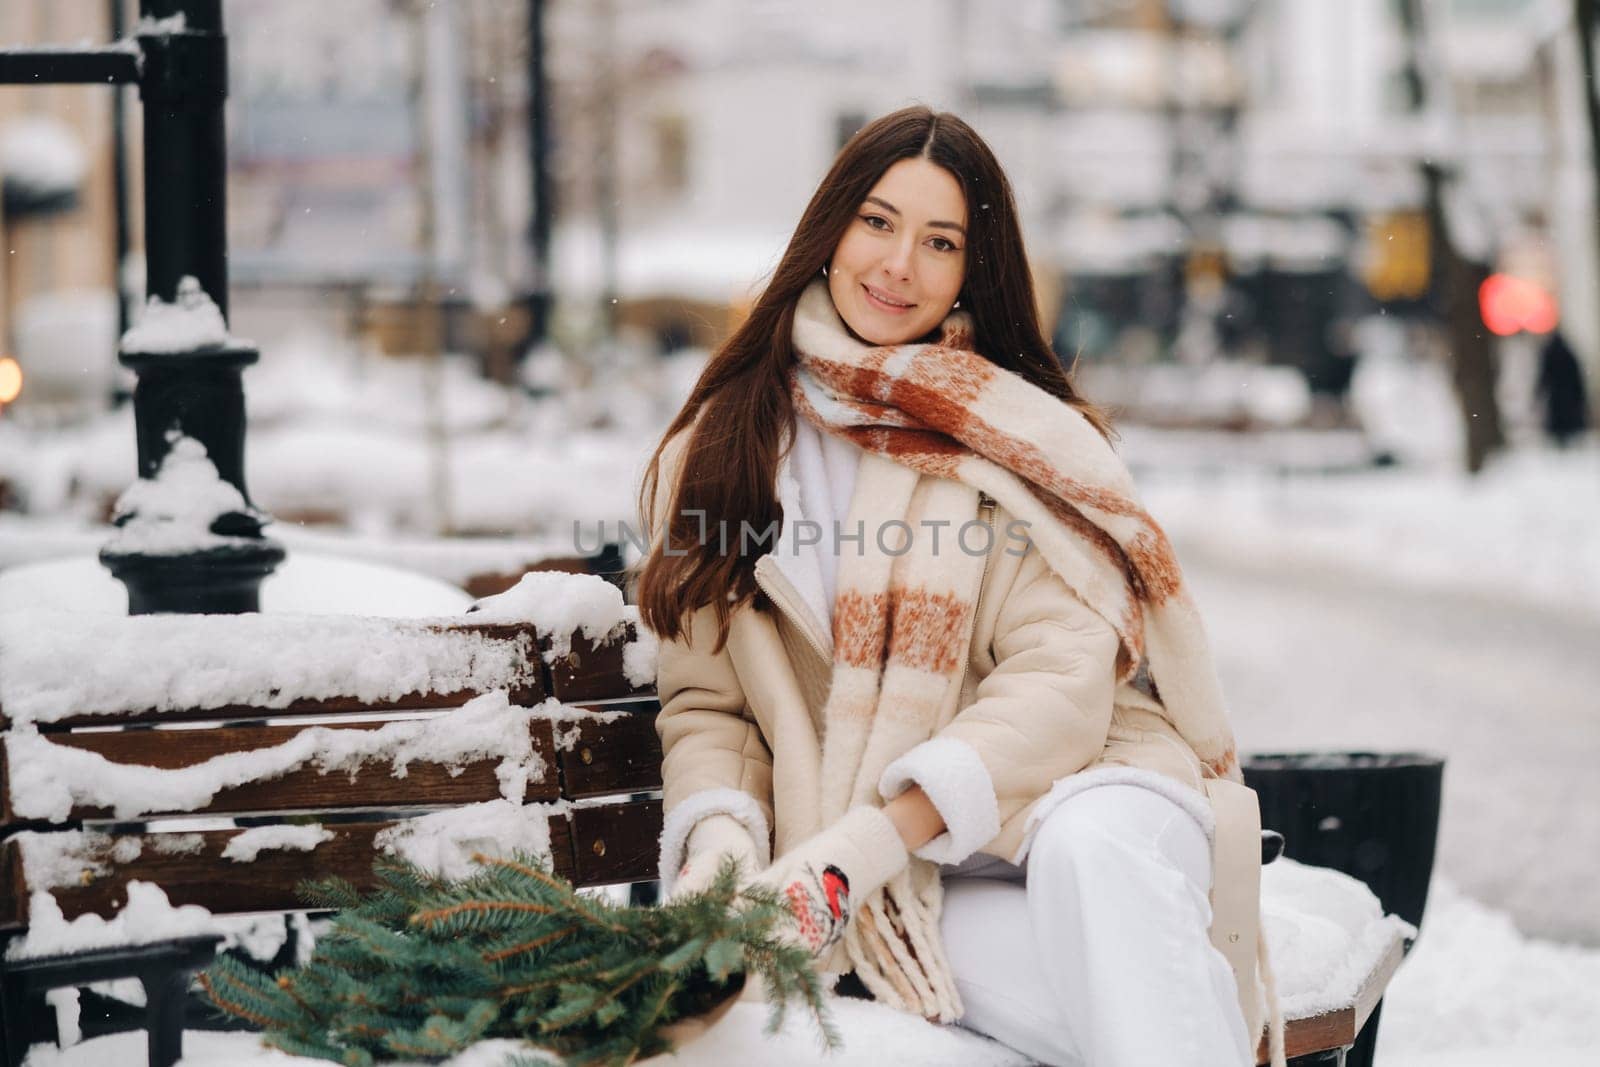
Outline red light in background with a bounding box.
[1480,274,1558,336]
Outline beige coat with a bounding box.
[649,428,1269,1049]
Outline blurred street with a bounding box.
[1182,536,1600,947]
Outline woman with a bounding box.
[635,106,1283,1067]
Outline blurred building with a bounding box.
[0,0,1589,420]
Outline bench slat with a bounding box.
[0,817,581,929]
[557,714,663,799]
[0,718,560,826]
[567,799,662,886]
[1258,931,1406,1063]
[0,622,548,732]
[5,688,550,734]
[546,629,654,704]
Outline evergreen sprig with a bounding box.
[198,853,837,1066]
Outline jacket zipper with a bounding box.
[753,559,831,666]
[952,491,997,699]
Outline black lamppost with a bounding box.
[0,0,283,614]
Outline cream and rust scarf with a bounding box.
[789,276,1242,1020]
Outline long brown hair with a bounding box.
[635,105,1109,647]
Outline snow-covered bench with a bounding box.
[0,575,664,1067]
[0,572,1413,1067]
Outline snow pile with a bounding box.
[620,609,660,689]
[256,554,474,617]
[119,277,235,355]
[0,552,473,618]
[5,881,288,964]
[222,825,334,863]
[469,572,657,684]
[130,12,186,37]
[5,691,552,822]
[0,611,538,724]
[103,436,257,556]
[1377,878,1600,1063]
[273,525,577,587]
[373,799,558,882]
[14,830,140,892]
[1260,858,1417,1020]
[0,116,86,199]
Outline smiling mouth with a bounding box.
[863,284,915,311]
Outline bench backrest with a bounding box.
[0,613,662,930]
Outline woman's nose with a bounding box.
[882,239,914,279]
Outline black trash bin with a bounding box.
[1243,751,1445,1067]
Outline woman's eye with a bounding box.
[930,237,958,253]
[862,214,890,230]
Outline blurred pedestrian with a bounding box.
[1535,330,1590,447]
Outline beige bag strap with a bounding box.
[1203,777,1266,1048]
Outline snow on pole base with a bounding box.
[108,270,281,613]
[103,435,268,557]
[118,277,242,357]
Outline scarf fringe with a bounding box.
[846,869,962,1023]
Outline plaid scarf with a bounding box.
[790,276,1241,1018]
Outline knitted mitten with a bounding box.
[743,806,909,958]
[665,813,766,901]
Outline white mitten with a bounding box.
[664,813,765,901]
[743,806,909,959]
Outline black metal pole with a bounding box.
[110,0,131,345]
[525,0,552,350]
[137,0,228,317]
[98,0,284,613]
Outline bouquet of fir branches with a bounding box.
[199,852,836,1066]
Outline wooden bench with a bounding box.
[0,608,663,1067]
[0,604,1404,1067]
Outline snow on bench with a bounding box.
[0,573,662,934]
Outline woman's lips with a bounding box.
[862,284,915,314]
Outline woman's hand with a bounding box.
[742,806,909,958]
[882,784,947,851]
[665,813,765,901]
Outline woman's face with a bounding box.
[827,157,968,346]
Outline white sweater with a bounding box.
[769,418,862,633]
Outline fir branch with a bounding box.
[195,971,276,1030]
[408,898,560,929]
[471,853,629,933]
[201,850,834,1066]
[483,922,579,963]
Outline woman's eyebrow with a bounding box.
[864,195,967,236]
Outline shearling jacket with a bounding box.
[647,426,1268,1050]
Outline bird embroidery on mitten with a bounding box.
[779,863,851,954]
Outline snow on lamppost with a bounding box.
[0,1,285,611]
[102,275,282,613]
[97,2,284,613]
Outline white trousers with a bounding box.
[940,784,1252,1067]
